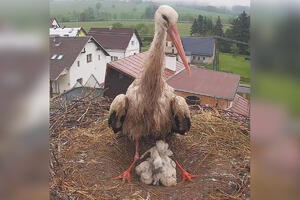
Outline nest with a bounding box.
[50,92,250,200]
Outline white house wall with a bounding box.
[68,40,108,89]
[125,33,140,57]
[105,33,140,61]
[106,50,125,61]
[57,73,69,93]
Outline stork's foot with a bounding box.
[175,160,199,182]
[113,169,132,183]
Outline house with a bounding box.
[176,37,216,65]
[50,17,60,28]
[88,27,142,61]
[50,27,87,37]
[104,52,249,116]
[50,36,110,96]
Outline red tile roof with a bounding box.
[107,52,185,79]
[229,94,250,116]
[88,28,142,50]
[167,66,240,100]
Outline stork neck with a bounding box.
[141,26,166,85]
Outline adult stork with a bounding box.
[108,5,198,183]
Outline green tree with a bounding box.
[214,16,224,37]
[197,15,204,35]
[227,11,250,54]
[231,43,239,56]
[135,23,150,35]
[96,2,102,10]
[79,12,87,22]
[144,4,159,19]
[112,22,123,28]
[190,19,198,36]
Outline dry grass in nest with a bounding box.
[50,94,250,200]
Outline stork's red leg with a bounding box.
[175,160,199,182]
[113,137,139,183]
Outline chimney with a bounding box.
[165,54,176,71]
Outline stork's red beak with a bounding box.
[167,24,191,75]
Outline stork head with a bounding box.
[155,5,191,75]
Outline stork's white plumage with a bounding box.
[108,5,197,183]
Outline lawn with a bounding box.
[218,53,250,83]
[50,0,235,23]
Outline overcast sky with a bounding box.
[148,0,250,7]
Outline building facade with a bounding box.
[88,28,142,61]
[50,36,109,96]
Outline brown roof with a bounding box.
[167,66,240,100]
[107,52,184,79]
[229,94,250,116]
[88,28,142,50]
[50,36,109,80]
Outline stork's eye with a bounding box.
[162,14,169,24]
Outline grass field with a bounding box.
[50,0,235,23]
[219,53,250,83]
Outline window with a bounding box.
[131,41,135,45]
[172,49,174,54]
[77,61,80,67]
[172,44,174,47]
[87,54,92,63]
[134,53,136,55]
[193,56,196,60]
[77,78,83,85]
[57,54,63,60]
[98,55,101,60]
[203,57,205,60]
[166,42,168,47]
[198,56,200,61]
[111,56,118,61]
[51,54,57,60]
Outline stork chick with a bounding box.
[109,5,198,183]
[136,140,177,187]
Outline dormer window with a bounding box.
[51,54,57,60]
[55,42,62,47]
[57,55,64,60]
[131,41,134,45]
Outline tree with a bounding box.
[112,22,123,28]
[84,7,95,21]
[135,23,150,35]
[214,16,224,37]
[227,11,250,54]
[79,12,87,22]
[144,4,159,19]
[231,43,239,56]
[96,2,102,10]
[197,15,204,34]
[190,19,198,36]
